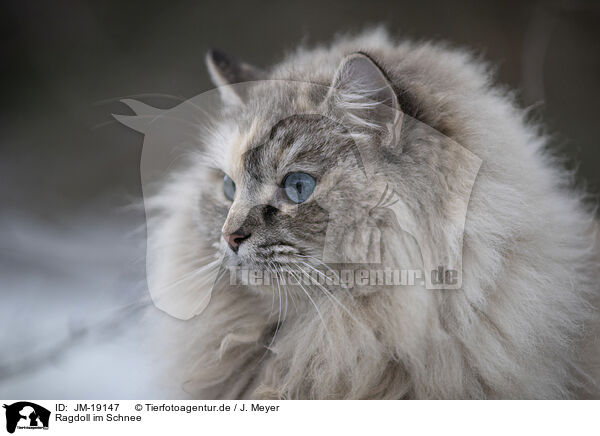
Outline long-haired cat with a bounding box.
[135,28,600,399]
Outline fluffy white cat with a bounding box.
[137,28,600,399]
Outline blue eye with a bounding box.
[283,172,316,204]
[223,174,236,201]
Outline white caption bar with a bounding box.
[1,400,597,435]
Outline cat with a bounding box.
[133,27,600,399]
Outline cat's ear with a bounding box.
[206,49,264,105]
[326,52,402,147]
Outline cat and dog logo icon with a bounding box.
[2,402,50,434]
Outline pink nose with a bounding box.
[223,230,250,253]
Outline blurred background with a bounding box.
[0,0,599,398]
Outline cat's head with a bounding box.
[202,51,404,270]
[127,47,478,319]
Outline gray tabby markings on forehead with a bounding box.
[242,114,367,181]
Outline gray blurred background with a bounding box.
[1,0,599,218]
[0,0,599,398]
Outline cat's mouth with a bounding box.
[224,241,304,271]
[255,243,299,256]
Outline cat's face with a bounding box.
[195,52,403,279]
[201,112,380,272]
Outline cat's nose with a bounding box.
[223,229,251,253]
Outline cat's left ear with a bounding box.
[326,52,402,148]
[206,49,264,105]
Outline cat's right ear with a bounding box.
[206,49,264,106]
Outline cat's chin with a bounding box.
[229,257,294,273]
[221,243,305,271]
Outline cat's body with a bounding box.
[145,28,600,399]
